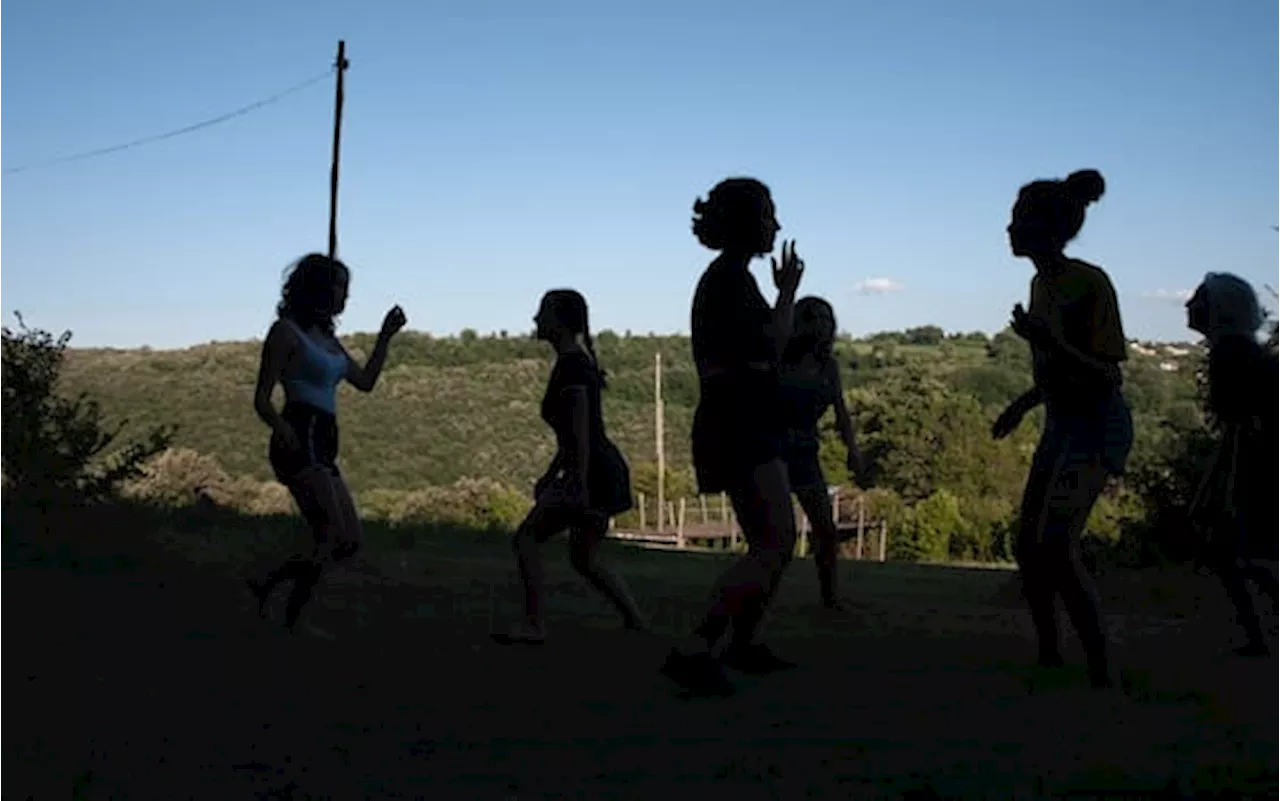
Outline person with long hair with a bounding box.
[246,253,406,636]
[495,289,646,645]
[991,169,1133,689]
[659,177,805,697]
[1185,272,1278,657]
[778,296,864,610]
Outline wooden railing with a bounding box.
[609,489,887,561]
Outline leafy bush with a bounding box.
[2,314,173,509]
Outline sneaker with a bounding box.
[660,648,735,697]
[721,643,798,675]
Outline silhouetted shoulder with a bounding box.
[1208,335,1269,424]
[551,350,599,393]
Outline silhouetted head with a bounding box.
[278,254,350,333]
[783,296,837,363]
[692,178,779,256]
[1186,272,1263,342]
[535,288,608,385]
[1007,170,1106,260]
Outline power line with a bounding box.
[3,68,335,176]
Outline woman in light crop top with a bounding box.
[246,253,406,636]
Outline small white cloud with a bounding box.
[854,277,905,295]
[1141,288,1193,303]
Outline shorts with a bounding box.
[783,444,827,491]
[691,374,785,495]
[269,402,341,539]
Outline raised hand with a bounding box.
[771,239,805,295]
[380,305,408,339]
[1009,303,1046,343]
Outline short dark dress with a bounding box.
[1204,334,1278,561]
[690,259,786,494]
[778,361,839,490]
[540,350,633,518]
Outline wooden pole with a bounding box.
[700,495,708,525]
[856,499,866,560]
[677,498,687,549]
[878,520,887,563]
[655,352,665,531]
[327,40,349,260]
[638,493,646,530]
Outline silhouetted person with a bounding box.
[991,169,1132,689]
[496,289,646,645]
[1185,273,1278,657]
[660,178,804,697]
[778,296,864,609]
[246,253,406,637]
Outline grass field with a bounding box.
[4,506,1276,799]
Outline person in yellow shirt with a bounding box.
[992,169,1134,689]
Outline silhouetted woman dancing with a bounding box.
[496,289,645,645]
[247,253,406,636]
[991,170,1132,689]
[779,296,864,610]
[1185,272,1278,657]
[660,177,805,697]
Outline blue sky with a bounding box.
[3,0,1276,348]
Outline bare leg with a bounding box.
[253,466,348,632]
[1016,441,1066,668]
[1041,458,1113,687]
[507,503,568,641]
[568,515,646,630]
[693,458,797,651]
[795,482,839,608]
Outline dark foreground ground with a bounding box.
[4,511,1277,799]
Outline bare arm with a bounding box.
[826,359,859,456]
[562,386,591,484]
[253,320,295,435]
[1012,385,1046,413]
[772,288,798,362]
[345,331,393,393]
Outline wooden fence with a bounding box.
[608,488,887,562]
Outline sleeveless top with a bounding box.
[778,360,838,452]
[279,319,349,415]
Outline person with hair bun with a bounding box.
[991,169,1133,689]
[496,289,646,645]
[659,177,805,697]
[247,253,406,637]
[1185,272,1278,657]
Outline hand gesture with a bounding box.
[771,239,804,295]
[991,403,1026,440]
[380,305,408,339]
[1009,303,1046,343]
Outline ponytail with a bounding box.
[582,330,609,389]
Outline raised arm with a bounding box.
[344,305,406,393]
[769,240,804,360]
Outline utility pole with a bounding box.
[655,351,665,531]
[327,40,349,260]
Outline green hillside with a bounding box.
[52,323,1218,561]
